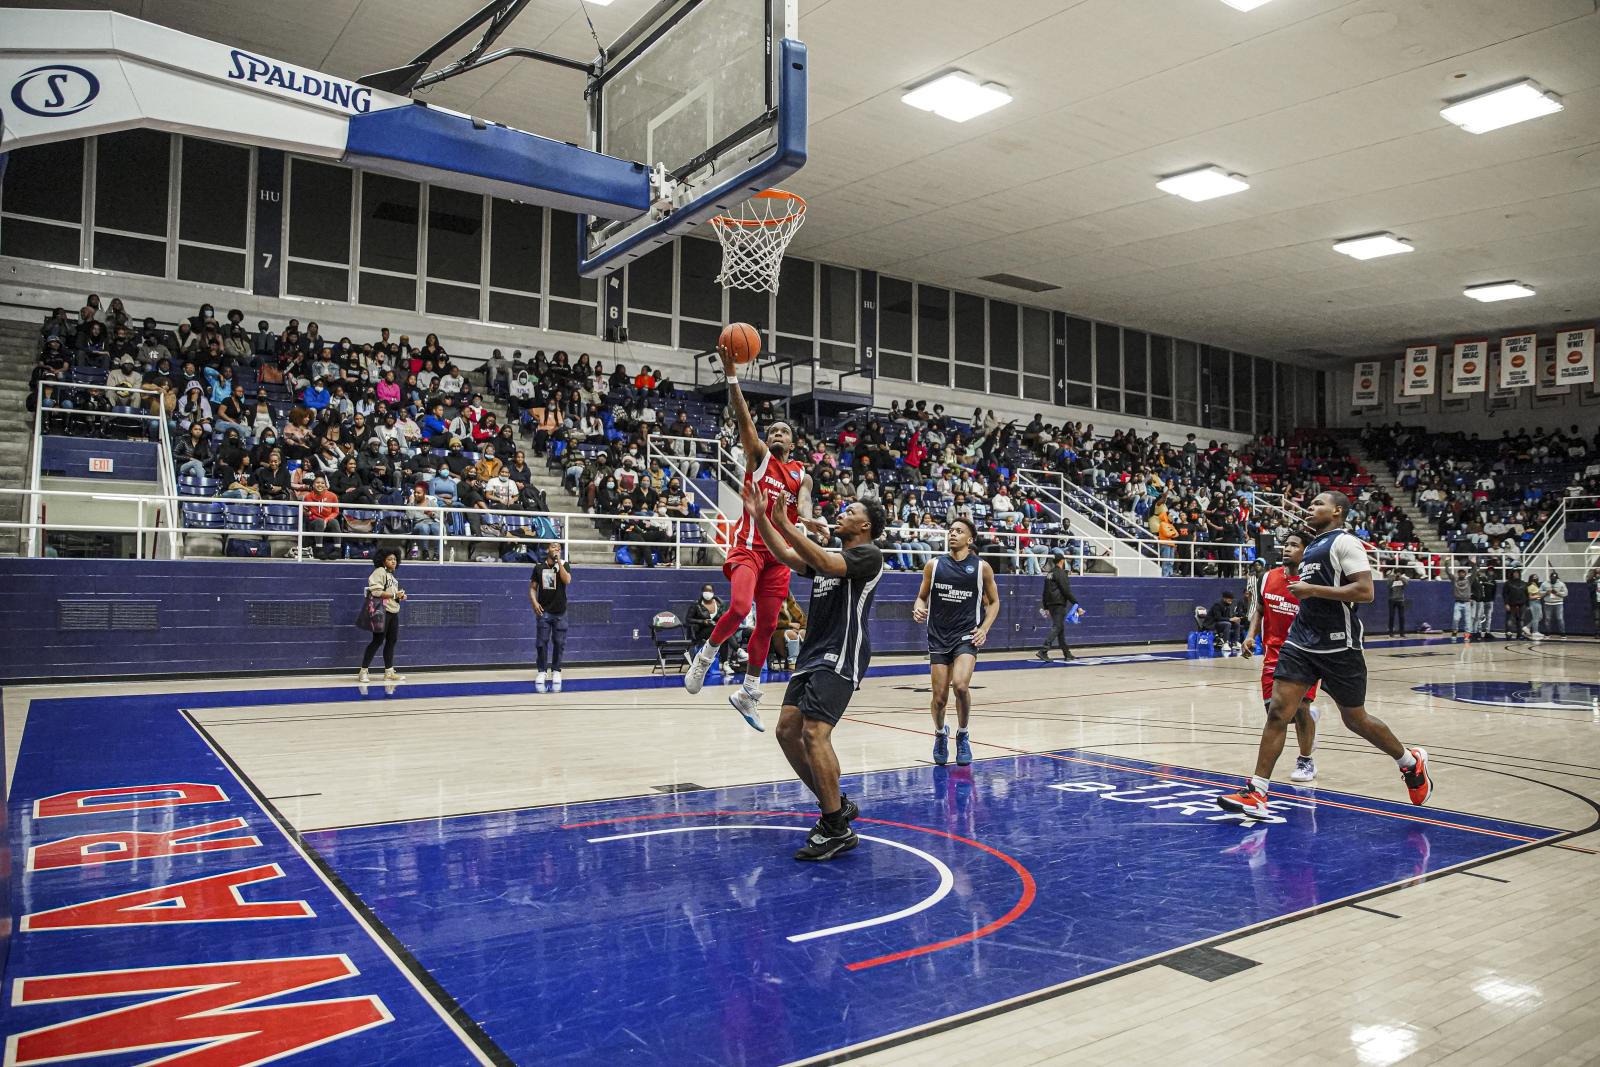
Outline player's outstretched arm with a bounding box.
[741,482,806,572]
[719,344,766,465]
[974,561,1001,647]
[767,492,848,578]
[912,560,935,624]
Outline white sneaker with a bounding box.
[1290,756,1317,783]
[1530,632,1545,641]
[534,671,547,694]
[552,671,563,693]
[356,668,369,683]
[684,650,715,695]
[729,687,765,732]
[383,668,404,682]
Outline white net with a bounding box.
[710,190,806,293]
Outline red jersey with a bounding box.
[731,450,805,558]
[1257,566,1302,655]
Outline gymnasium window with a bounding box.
[988,300,1019,398]
[93,129,170,277]
[1150,336,1174,423]
[953,292,985,392]
[677,236,723,349]
[487,198,542,328]
[625,242,674,346]
[1022,307,1051,404]
[877,276,913,382]
[357,173,420,311]
[1094,323,1121,412]
[772,256,813,366]
[0,139,85,265]
[1174,340,1199,425]
[916,285,950,387]
[1253,356,1274,433]
[546,210,599,336]
[819,265,857,371]
[424,185,484,321]
[177,137,251,289]
[1065,315,1092,409]
[286,158,353,302]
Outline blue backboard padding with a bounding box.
[578,38,809,277]
[344,105,652,218]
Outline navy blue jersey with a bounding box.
[928,552,983,653]
[1285,529,1370,653]
[795,544,885,688]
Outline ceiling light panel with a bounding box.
[1333,233,1414,260]
[902,72,1012,123]
[1463,281,1535,302]
[1155,165,1250,202]
[1440,80,1563,134]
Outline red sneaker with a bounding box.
[1402,747,1433,805]
[1216,787,1271,820]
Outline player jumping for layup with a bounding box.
[742,481,886,861]
[912,517,1000,767]
[684,343,824,729]
[1242,529,1320,782]
[1218,492,1433,818]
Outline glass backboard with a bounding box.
[581,0,805,278]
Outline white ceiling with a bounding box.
[33,0,1600,362]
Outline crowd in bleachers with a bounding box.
[1361,422,1600,577]
[26,289,1387,573]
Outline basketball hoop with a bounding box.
[709,189,806,294]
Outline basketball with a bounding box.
[719,321,761,365]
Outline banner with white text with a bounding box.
[1402,345,1436,396]
[1554,327,1595,387]
[1450,341,1487,394]
[1351,361,1381,406]
[1499,333,1536,389]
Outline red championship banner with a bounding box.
[1403,345,1436,396]
[1351,361,1381,406]
[1499,333,1536,389]
[1554,327,1595,386]
[1450,341,1487,394]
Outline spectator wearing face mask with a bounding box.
[1543,571,1568,637]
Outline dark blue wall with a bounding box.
[0,560,1590,682]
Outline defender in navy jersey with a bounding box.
[741,481,887,862]
[1218,492,1434,820]
[912,518,1000,767]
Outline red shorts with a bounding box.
[1262,652,1319,704]
[724,546,794,602]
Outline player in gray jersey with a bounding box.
[912,518,1000,766]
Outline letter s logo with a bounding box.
[11,64,100,117]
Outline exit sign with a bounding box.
[88,457,114,473]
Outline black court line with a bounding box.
[182,712,515,1067]
[1459,870,1510,883]
[1160,946,1259,982]
[651,782,706,793]
[1346,903,1401,919]
[265,792,322,800]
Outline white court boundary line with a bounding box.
[586,825,954,943]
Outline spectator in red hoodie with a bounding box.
[303,474,341,560]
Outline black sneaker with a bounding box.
[794,819,858,861]
[1062,651,1076,661]
[839,794,859,823]
[1034,649,1050,662]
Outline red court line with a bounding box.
[560,810,1036,970]
[842,716,1546,845]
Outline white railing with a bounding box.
[646,433,735,522]
[0,486,727,567]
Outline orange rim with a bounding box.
[710,189,806,229]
